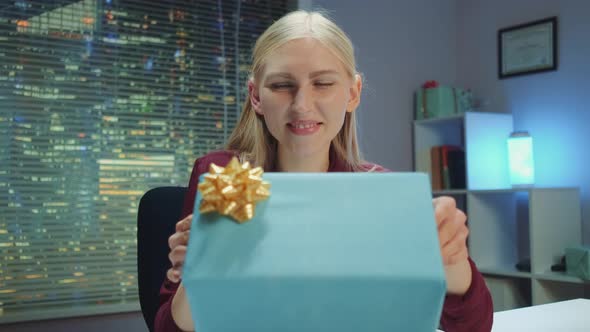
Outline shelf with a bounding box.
[435,188,535,195]
[470,187,580,194]
[433,189,467,195]
[413,110,585,309]
[479,266,589,284]
[534,271,589,284]
[413,114,464,125]
[470,188,529,194]
[479,266,533,279]
[431,187,581,195]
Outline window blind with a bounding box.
[0,0,294,323]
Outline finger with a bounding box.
[441,226,469,264]
[176,214,193,232]
[175,214,192,232]
[168,246,186,267]
[168,230,190,250]
[168,245,188,268]
[438,209,467,248]
[172,265,184,280]
[433,197,456,226]
[446,249,469,266]
[168,232,181,250]
[166,268,180,283]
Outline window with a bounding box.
[0,0,294,323]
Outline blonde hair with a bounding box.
[225,10,364,171]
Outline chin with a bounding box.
[283,141,329,158]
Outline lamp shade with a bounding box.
[507,131,535,187]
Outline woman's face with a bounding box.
[250,37,361,159]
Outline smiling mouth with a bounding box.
[286,121,323,135]
[287,122,322,129]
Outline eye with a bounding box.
[314,81,334,88]
[269,82,294,90]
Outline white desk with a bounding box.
[437,299,589,332]
[491,299,590,332]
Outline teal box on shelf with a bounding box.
[565,245,590,280]
[415,86,472,120]
[183,173,446,332]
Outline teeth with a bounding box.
[293,123,316,129]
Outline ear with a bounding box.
[347,74,362,113]
[249,80,263,115]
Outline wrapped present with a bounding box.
[415,84,473,120]
[183,165,446,332]
[566,246,590,280]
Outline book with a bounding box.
[447,149,466,189]
[430,145,465,191]
[441,145,464,189]
[416,148,433,182]
[430,146,443,191]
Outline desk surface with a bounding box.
[491,299,590,332]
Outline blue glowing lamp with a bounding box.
[507,131,535,187]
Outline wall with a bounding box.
[456,0,590,243]
[304,0,457,172]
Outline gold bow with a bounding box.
[197,157,271,223]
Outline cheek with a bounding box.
[260,91,290,113]
[258,93,286,133]
[319,89,350,116]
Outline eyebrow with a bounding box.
[309,70,340,78]
[265,70,341,82]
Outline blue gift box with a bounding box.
[183,173,446,332]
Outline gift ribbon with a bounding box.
[198,157,271,223]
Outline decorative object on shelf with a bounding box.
[565,246,590,280]
[550,256,567,272]
[415,80,473,120]
[422,80,439,89]
[498,16,558,79]
[507,131,535,187]
[515,257,531,272]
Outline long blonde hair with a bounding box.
[225,10,364,171]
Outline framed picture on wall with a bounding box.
[498,16,558,79]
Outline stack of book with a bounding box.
[429,145,466,191]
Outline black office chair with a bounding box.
[137,186,187,332]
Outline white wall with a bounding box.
[307,0,457,171]
[456,0,590,243]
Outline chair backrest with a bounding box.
[137,186,187,332]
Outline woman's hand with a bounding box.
[166,214,193,283]
[434,196,469,265]
[433,196,472,295]
[167,215,196,330]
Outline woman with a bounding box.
[156,10,493,332]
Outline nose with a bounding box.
[291,86,312,114]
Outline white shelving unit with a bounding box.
[413,112,589,312]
